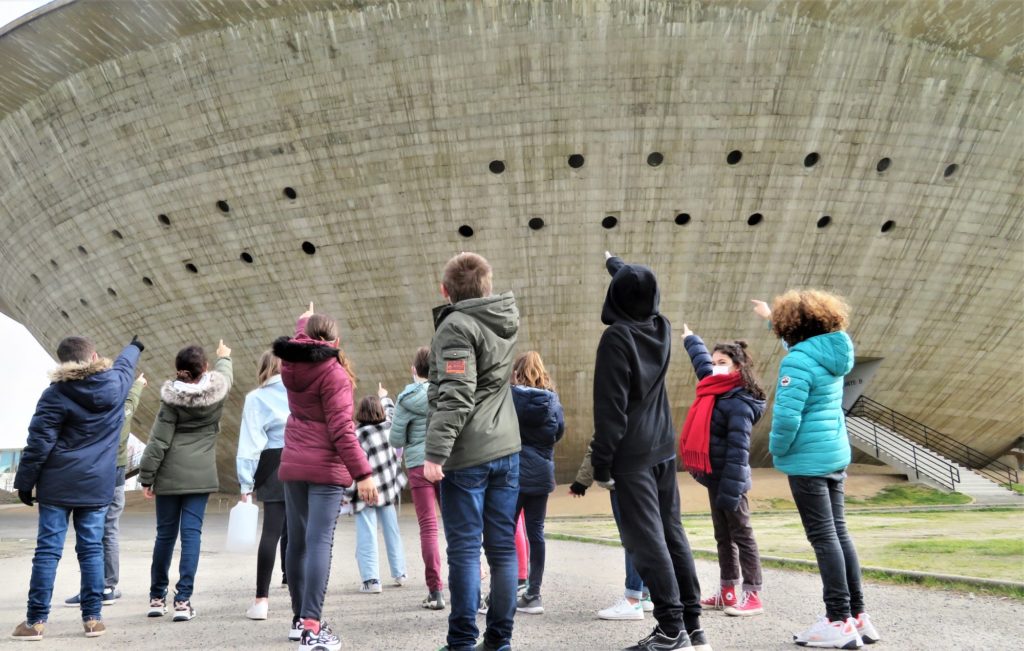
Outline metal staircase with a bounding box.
[846,397,1021,505]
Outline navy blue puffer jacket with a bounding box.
[683,335,766,511]
[511,385,565,495]
[14,344,141,508]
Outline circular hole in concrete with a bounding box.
[747,213,764,226]
[944,163,959,178]
[142,277,154,286]
[79,298,89,307]
[602,216,618,229]
[804,152,820,168]
[458,225,474,238]
[30,273,40,283]
[111,229,124,240]
[158,214,171,227]
[528,217,545,231]
[301,241,317,255]
[568,154,585,169]
[881,220,895,233]
[489,160,506,174]
[876,157,891,173]
[727,150,743,165]
[77,245,88,256]
[217,200,230,213]
[50,259,58,269]
[185,263,198,274]
[240,252,254,264]
[647,152,664,167]
[107,287,118,297]
[817,215,831,229]
[60,310,69,319]
[674,213,691,226]
[283,186,297,200]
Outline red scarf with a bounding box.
[679,372,744,474]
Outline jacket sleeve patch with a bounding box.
[780,376,791,387]
[441,348,471,377]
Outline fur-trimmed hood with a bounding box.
[49,358,113,383]
[272,335,340,363]
[160,371,231,408]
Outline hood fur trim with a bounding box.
[49,358,113,383]
[160,371,230,408]
[272,336,340,363]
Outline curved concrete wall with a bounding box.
[0,0,1021,486]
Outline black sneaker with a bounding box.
[422,590,446,610]
[299,621,341,651]
[288,615,303,641]
[65,588,120,607]
[516,593,544,615]
[147,597,167,617]
[623,625,692,651]
[172,599,195,622]
[474,639,512,651]
[687,629,711,651]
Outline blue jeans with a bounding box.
[440,453,519,651]
[284,481,344,620]
[610,490,647,600]
[27,504,107,623]
[149,493,209,602]
[355,504,406,582]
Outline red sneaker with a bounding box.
[724,590,763,617]
[699,586,738,610]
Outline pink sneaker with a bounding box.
[724,590,763,617]
[699,586,738,610]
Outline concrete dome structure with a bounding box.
[1,0,1021,487]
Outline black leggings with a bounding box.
[256,501,287,598]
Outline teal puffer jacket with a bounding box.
[390,381,429,469]
[769,331,854,477]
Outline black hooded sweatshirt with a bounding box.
[590,256,676,478]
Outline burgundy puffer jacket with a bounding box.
[272,319,371,486]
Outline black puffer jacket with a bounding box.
[511,385,565,495]
[683,334,766,511]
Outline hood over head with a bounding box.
[602,256,661,325]
[791,331,855,377]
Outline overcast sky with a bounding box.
[1,0,56,450]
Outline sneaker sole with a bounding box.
[289,631,302,641]
[246,613,268,620]
[10,635,43,641]
[172,612,195,622]
[795,640,862,649]
[516,606,544,614]
[724,607,763,617]
[84,629,106,638]
[597,612,643,621]
[147,610,166,618]
[422,602,445,610]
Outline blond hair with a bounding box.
[512,351,555,391]
[256,349,281,387]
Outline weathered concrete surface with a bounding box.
[0,1,1021,487]
[0,507,1021,650]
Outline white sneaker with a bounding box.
[597,597,643,621]
[854,613,880,645]
[393,574,407,587]
[794,616,863,649]
[359,579,383,594]
[245,600,268,620]
[640,595,654,612]
[288,616,303,641]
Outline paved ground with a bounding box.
[1,506,1021,650]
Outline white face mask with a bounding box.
[710,364,733,376]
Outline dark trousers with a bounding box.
[614,458,702,636]
[255,501,287,598]
[149,493,209,602]
[707,486,763,592]
[283,481,343,621]
[788,473,865,621]
[514,492,549,596]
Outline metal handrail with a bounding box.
[849,396,1019,488]
[845,415,960,490]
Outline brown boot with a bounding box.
[83,619,106,638]
[10,621,44,641]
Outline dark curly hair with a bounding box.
[771,289,850,347]
[712,340,765,400]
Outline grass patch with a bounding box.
[887,538,1023,557]
[846,484,971,507]
[1010,483,1024,495]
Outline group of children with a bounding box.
[10,249,879,651]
